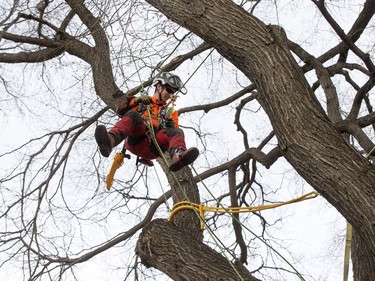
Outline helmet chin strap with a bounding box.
[156,84,165,104]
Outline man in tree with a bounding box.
[95,72,199,172]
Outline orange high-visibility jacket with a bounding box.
[128,96,179,128]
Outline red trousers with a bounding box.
[109,110,186,160]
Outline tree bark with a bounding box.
[158,157,203,241]
[352,230,375,280]
[136,219,260,281]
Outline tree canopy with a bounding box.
[1,1,374,280]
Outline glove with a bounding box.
[164,118,175,128]
[134,95,152,105]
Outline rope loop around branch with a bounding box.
[168,191,319,230]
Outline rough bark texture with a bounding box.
[136,158,260,280]
[158,156,203,241]
[136,219,259,281]
[351,231,375,280]
[138,0,375,280]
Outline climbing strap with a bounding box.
[169,191,319,230]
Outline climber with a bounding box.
[94,72,199,172]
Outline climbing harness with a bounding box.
[169,191,319,230]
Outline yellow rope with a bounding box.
[366,146,375,159]
[343,222,352,281]
[169,191,319,230]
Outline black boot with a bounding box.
[95,125,115,157]
[169,147,199,172]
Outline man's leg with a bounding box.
[158,128,199,172]
[95,110,145,157]
[95,125,115,157]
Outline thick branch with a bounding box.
[136,219,260,281]
[196,146,283,183]
[157,157,203,240]
[0,46,65,63]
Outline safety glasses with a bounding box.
[165,86,177,94]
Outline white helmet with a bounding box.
[152,72,187,94]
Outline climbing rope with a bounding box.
[169,191,319,230]
[367,145,375,159]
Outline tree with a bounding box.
[1,0,374,280]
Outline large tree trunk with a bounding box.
[136,159,259,280]
[139,0,375,279]
[352,231,375,280]
[136,219,259,281]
